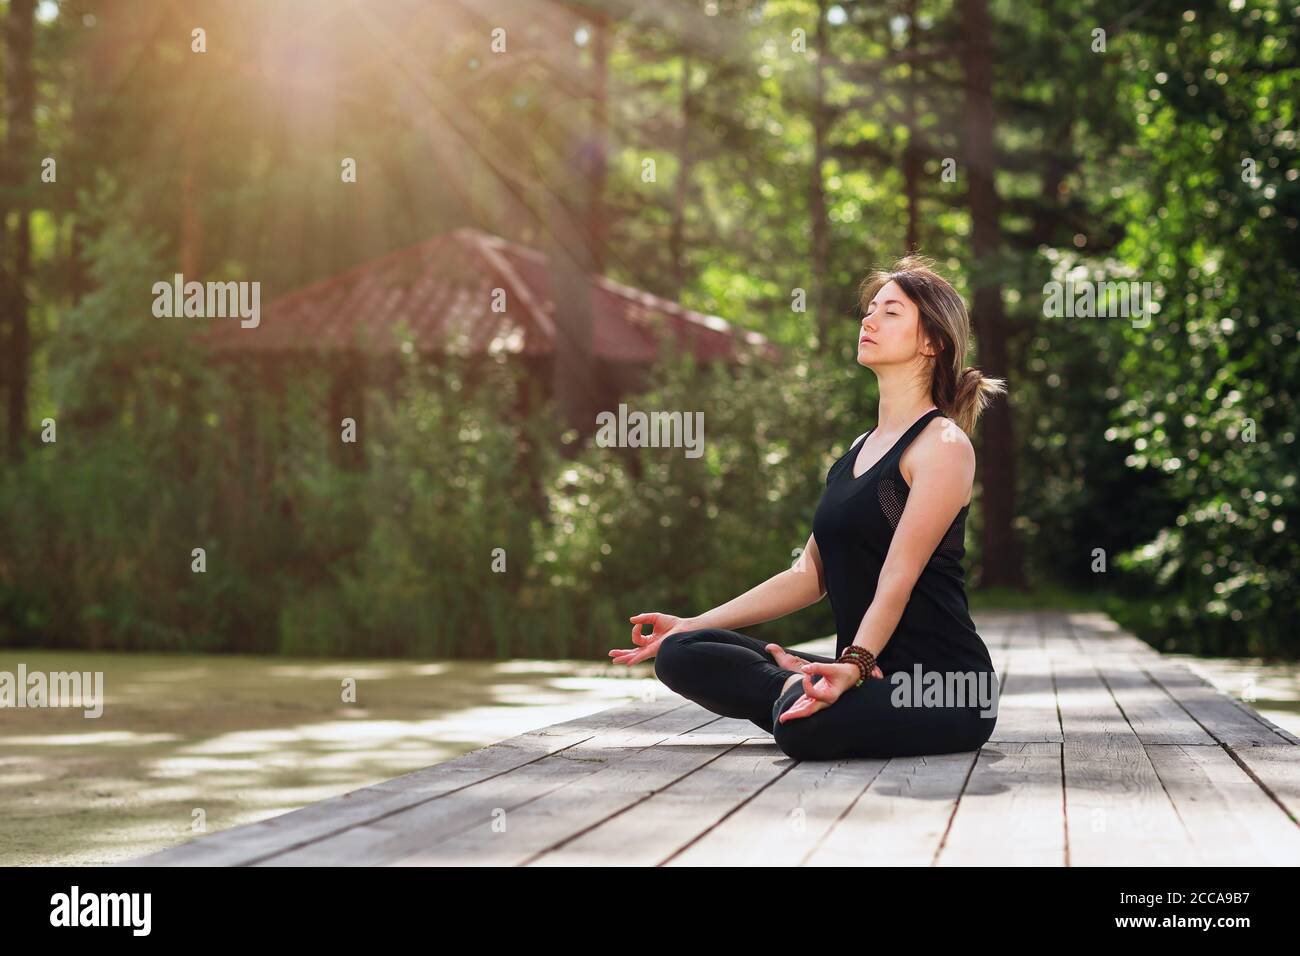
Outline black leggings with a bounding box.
[654,627,997,761]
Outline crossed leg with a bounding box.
[653,627,837,734]
[770,668,998,761]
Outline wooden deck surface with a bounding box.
[129,610,1300,866]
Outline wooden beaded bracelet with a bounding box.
[836,645,877,687]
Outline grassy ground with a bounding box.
[968,584,1109,611]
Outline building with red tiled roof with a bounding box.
[204,227,780,364]
[203,228,780,442]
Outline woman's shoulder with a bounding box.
[918,414,972,452]
[899,416,975,489]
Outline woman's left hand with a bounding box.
[776,662,863,723]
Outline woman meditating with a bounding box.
[610,256,1007,761]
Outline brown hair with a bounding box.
[856,254,1006,435]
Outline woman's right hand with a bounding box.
[609,612,698,666]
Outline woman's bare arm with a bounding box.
[686,531,826,631]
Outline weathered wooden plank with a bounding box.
[528,732,792,866]
[1257,715,1300,746]
[1063,737,1199,866]
[1066,615,1300,743]
[1042,612,1199,865]
[975,612,1018,682]
[1231,745,1300,825]
[1144,743,1300,865]
[936,741,1064,866]
[397,716,765,866]
[1167,658,1300,746]
[130,695,691,866]
[989,647,1062,743]
[803,751,976,866]
[1065,633,1216,745]
[255,699,724,865]
[1140,657,1294,748]
[1063,611,1160,656]
[1065,611,1299,747]
[1046,629,1134,738]
[665,754,887,866]
[1007,613,1046,649]
[973,611,1023,652]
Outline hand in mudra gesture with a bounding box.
[775,663,858,722]
[609,612,695,666]
[766,643,883,724]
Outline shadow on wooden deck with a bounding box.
[126,610,1300,866]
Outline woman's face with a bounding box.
[857,279,931,369]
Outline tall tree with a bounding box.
[1,0,36,461]
[547,6,609,438]
[807,0,832,351]
[959,0,1024,588]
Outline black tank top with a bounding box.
[812,407,994,676]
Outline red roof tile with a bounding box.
[203,228,781,363]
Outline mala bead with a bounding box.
[836,645,877,686]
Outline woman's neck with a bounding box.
[874,388,937,433]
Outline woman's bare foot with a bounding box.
[767,641,883,686]
[768,644,810,697]
[766,643,811,672]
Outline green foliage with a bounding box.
[528,339,885,656]
[1099,1,1299,656]
[290,352,549,658]
[1,0,1296,660]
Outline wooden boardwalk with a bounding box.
[130,610,1300,866]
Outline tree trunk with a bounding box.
[179,113,203,278]
[903,0,920,252]
[668,52,694,297]
[959,0,1026,589]
[2,0,36,462]
[547,11,607,445]
[589,13,608,275]
[808,0,831,351]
